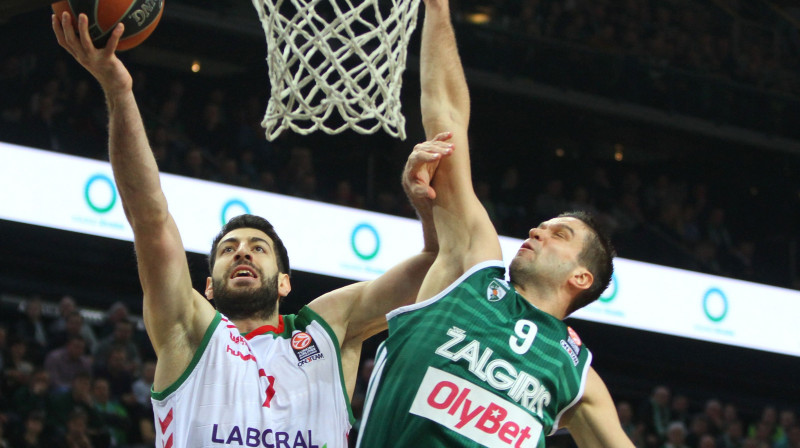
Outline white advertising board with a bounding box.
[2,142,799,357]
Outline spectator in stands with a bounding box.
[610,192,645,234]
[774,423,800,448]
[21,85,69,152]
[93,346,135,404]
[718,419,745,448]
[44,336,92,393]
[699,434,718,448]
[93,320,140,374]
[2,338,34,397]
[213,157,248,187]
[282,145,315,194]
[687,414,713,448]
[776,410,798,446]
[91,377,129,446]
[332,179,365,209]
[9,410,47,448]
[196,102,231,154]
[664,421,690,448]
[57,408,93,448]
[14,297,49,364]
[641,385,672,446]
[704,399,725,436]
[534,178,568,223]
[50,312,96,354]
[9,369,50,424]
[750,420,776,447]
[96,302,130,339]
[131,361,154,409]
[722,403,739,430]
[748,406,778,442]
[47,373,101,431]
[705,208,734,254]
[48,297,97,352]
[671,393,692,427]
[618,400,645,447]
[176,145,213,181]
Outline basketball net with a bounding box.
[251,0,421,141]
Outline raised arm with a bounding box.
[307,145,449,397]
[52,13,214,390]
[560,368,636,447]
[415,0,502,299]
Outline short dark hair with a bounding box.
[557,211,615,314]
[208,214,290,275]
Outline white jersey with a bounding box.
[151,306,353,448]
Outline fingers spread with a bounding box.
[61,12,80,50]
[103,23,125,56]
[52,14,69,49]
[78,13,94,53]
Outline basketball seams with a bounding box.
[52,0,163,51]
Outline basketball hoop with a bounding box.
[251,0,421,141]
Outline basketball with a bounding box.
[52,0,164,51]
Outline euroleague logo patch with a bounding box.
[291,332,312,350]
[291,331,324,367]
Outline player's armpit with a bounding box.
[308,248,437,346]
[561,368,635,448]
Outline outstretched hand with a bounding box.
[403,132,454,201]
[52,12,132,96]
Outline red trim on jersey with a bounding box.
[244,315,285,339]
[158,408,173,433]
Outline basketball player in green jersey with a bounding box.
[356,0,635,446]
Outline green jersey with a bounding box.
[357,261,592,448]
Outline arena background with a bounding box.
[1,1,799,446]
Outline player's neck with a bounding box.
[232,313,281,334]
[513,282,570,320]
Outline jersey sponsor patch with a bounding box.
[487,279,509,302]
[290,331,324,366]
[560,328,582,366]
[559,340,580,366]
[567,327,582,346]
[409,366,542,448]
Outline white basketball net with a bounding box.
[251,0,422,141]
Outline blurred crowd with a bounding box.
[1,44,797,289]
[1,294,798,448]
[477,0,800,96]
[0,296,155,447]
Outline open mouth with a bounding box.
[230,266,258,279]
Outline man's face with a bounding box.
[114,322,132,342]
[509,217,589,289]
[209,228,285,320]
[66,339,85,359]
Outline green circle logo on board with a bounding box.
[221,199,251,225]
[351,223,380,261]
[84,174,117,214]
[599,273,618,303]
[703,288,728,322]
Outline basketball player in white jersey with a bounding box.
[52,13,443,447]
